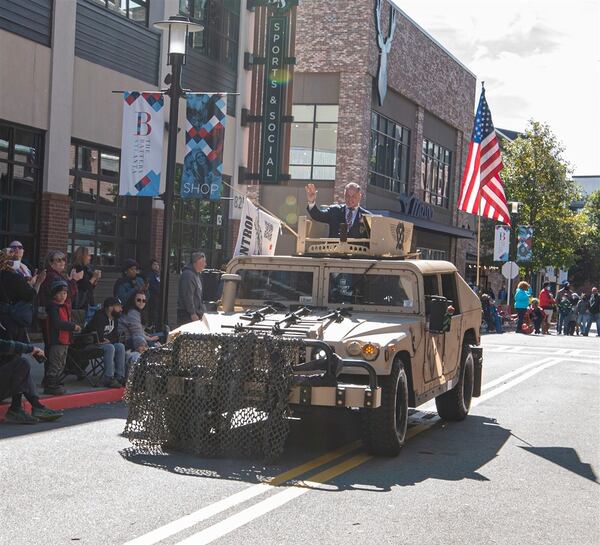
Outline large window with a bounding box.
[0,122,43,264]
[180,0,240,69]
[171,167,230,271]
[289,105,338,181]
[92,0,149,25]
[328,271,418,311]
[69,142,140,268]
[421,139,452,208]
[369,112,410,195]
[237,269,314,303]
[417,247,447,260]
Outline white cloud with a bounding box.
[390,0,600,175]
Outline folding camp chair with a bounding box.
[62,332,105,386]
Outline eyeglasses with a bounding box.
[136,298,147,303]
[53,257,66,262]
[9,245,23,250]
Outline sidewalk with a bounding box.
[0,349,125,419]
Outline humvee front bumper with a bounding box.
[289,340,382,409]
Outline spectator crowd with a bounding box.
[478,279,599,337]
[1,243,209,425]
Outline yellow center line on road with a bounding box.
[123,440,361,545]
[174,421,440,545]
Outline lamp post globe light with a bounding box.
[507,201,522,262]
[153,16,203,330]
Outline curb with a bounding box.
[0,387,125,419]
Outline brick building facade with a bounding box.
[259,0,476,268]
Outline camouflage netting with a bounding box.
[123,333,303,460]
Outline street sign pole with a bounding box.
[502,261,519,311]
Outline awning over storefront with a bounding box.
[370,209,475,239]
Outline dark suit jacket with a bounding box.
[307,204,370,238]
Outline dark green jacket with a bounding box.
[0,339,33,355]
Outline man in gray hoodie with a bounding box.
[177,251,207,326]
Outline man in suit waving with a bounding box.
[305,182,370,238]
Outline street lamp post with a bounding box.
[506,200,522,311]
[153,16,203,330]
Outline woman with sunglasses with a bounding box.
[118,290,160,356]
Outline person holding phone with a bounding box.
[71,246,101,313]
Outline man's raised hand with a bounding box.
[305,183,317,204]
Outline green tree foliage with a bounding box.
[500,121,582,275]
[573,189,600,285]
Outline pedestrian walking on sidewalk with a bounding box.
[538,282,556,334]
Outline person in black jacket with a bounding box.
[84,297,126,387]
[583,286,600,336]
[0,339,63,424]
[305,182,370,238]
[146,259,161,328]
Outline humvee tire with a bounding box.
[435,344,474,421]
[361,359,409,456]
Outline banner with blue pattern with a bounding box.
[181,94,227,200]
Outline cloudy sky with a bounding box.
[391,0,599,176]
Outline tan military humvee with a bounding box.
[170,215,483,456]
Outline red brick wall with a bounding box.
[150,208,164,262]
[39,192,71,260]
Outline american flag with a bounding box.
[457,87,510,225]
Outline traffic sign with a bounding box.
[502,261,519,279]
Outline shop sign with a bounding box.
[260,15,288,183]
[398,194,434,220]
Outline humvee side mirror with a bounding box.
[221,273,241,312]
[428,295,453,333]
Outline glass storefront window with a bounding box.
[422,138,452,208]
[369,111,410,195]
[290,104,338,181]
[0,122,42,262]
[70,141,139,269]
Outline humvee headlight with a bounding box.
[361,343,379,361]
[313,349,328,360]
[346,341,362,356]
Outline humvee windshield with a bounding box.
[328,272,417,310]
[237,269,313,302]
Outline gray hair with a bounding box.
[191,251,206,264]
[344,182,362,192]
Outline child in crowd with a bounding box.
[45,280,81,395]
[528,299,546,335]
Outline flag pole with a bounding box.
[475,80,485,290]
[476,210,481,288]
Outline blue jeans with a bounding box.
[515,309,527,333]
[584,312,600,336]
[100,342,126,379]
[557,312,569,334]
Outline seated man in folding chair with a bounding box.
[84,297,126,388]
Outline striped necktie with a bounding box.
[346,207,354,226]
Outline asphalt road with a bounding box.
[1,332,598,545]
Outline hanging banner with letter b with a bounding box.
[493,225,511,262]
[181,94,227,200]
[119,92,164,196]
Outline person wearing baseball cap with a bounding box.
[45,279,81,395]
[84,297,126,387]
[113,258,148,306]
